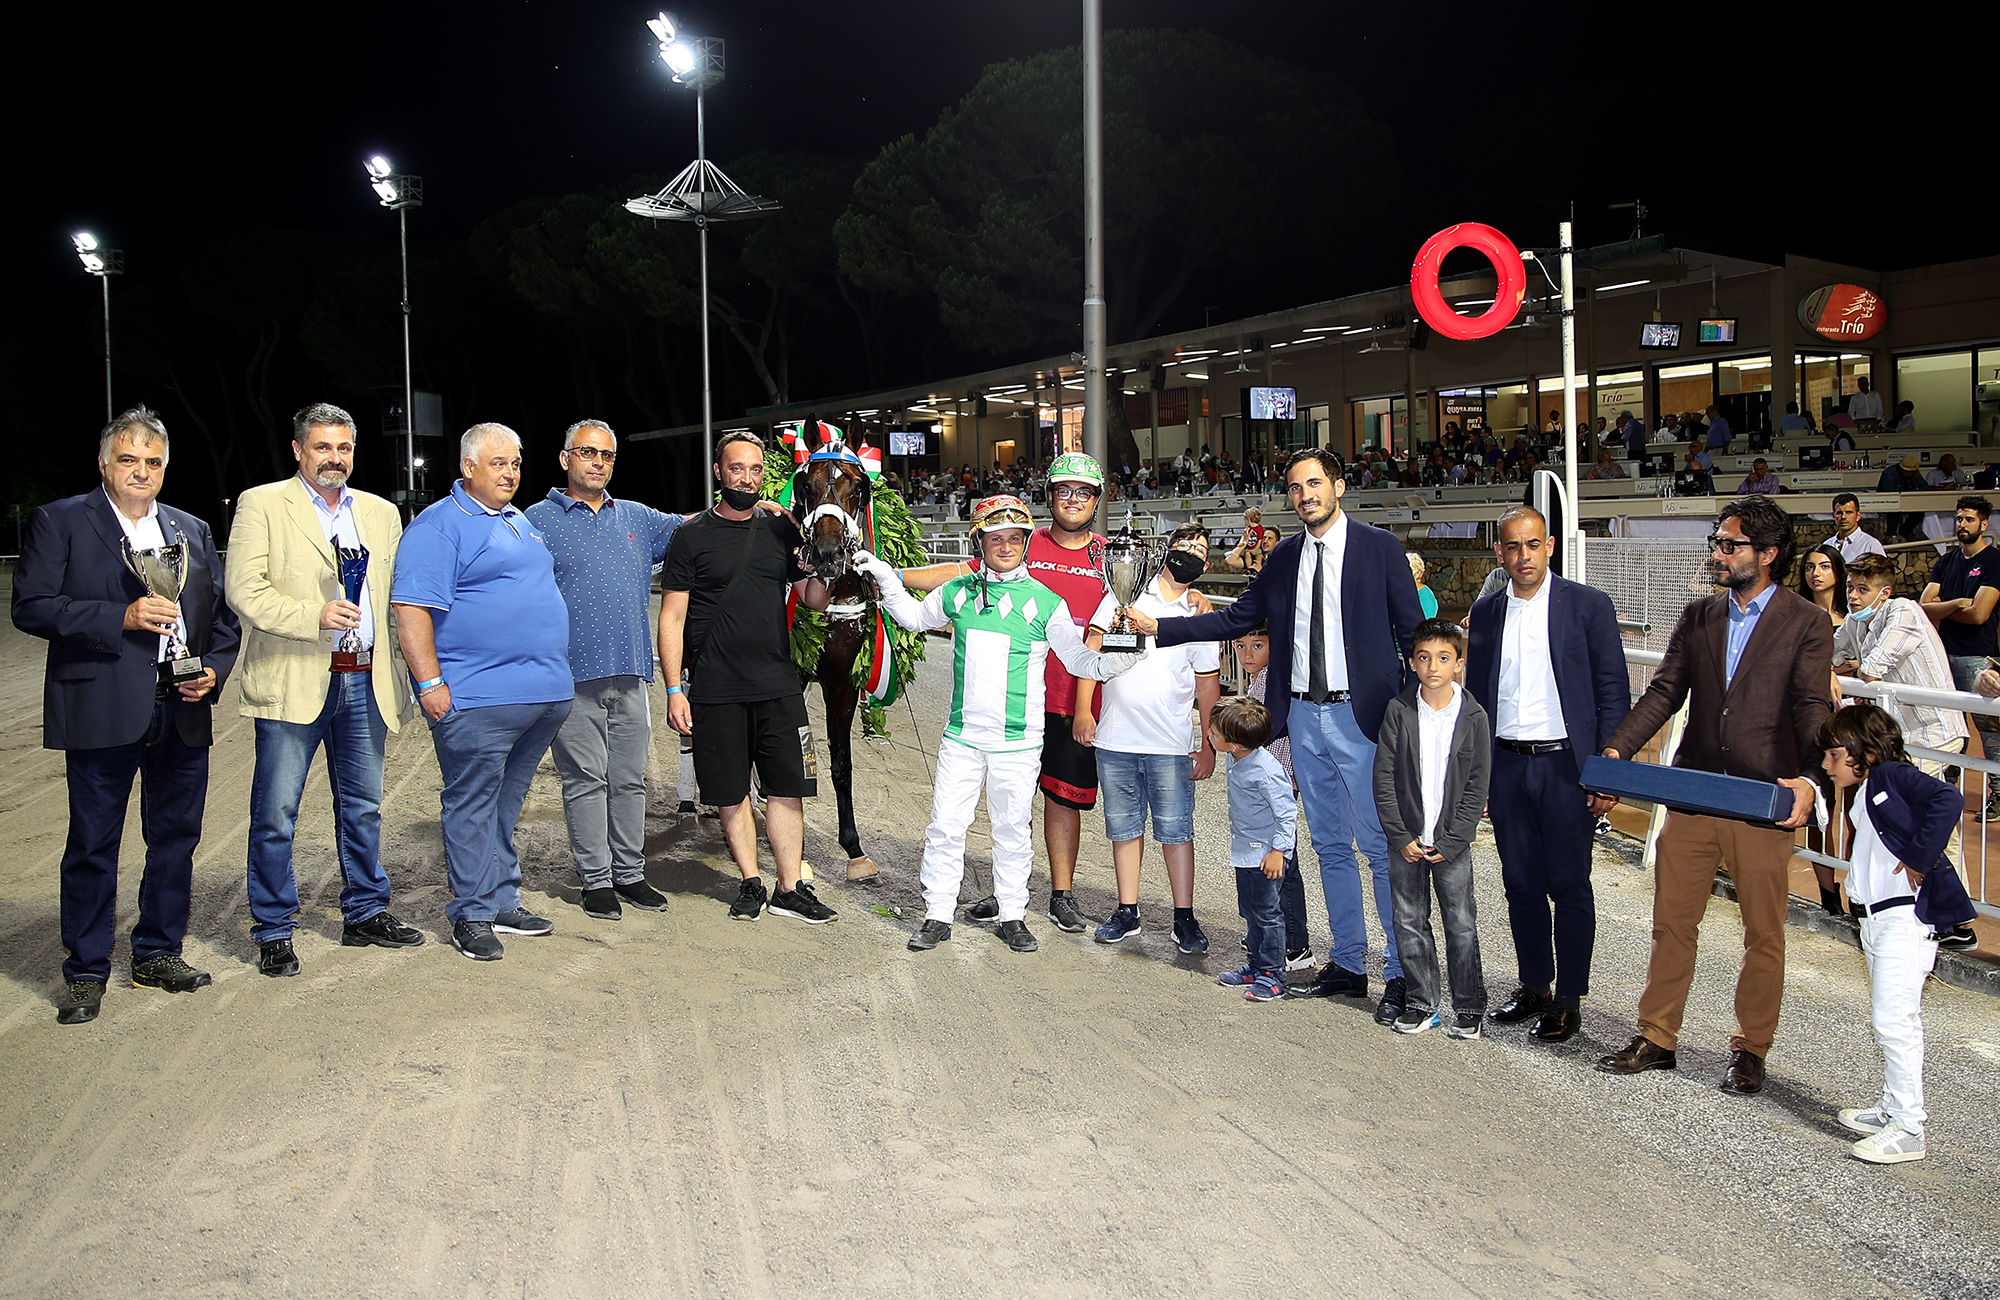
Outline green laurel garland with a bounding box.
[765,445,930,737]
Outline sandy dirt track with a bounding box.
[1,583,1997,1299]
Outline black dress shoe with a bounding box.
[996,919,1039,952]
[1373,976,1408,1026]
[964,895,1000,921]
[1285,964,1369,999]
[908,919,951,951]
[57,981,104,1025]
[1723,1048,1766,1095]
[1596,1034,1676,1075]
[1529,1001,1581,1042]
[1490,986,1551,1024]
[342,910,426,948]
[258,937,301,978]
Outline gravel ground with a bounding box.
[0,596,1996,1298]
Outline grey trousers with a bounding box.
[550,675,653,888]
[1388,848,1488,1016]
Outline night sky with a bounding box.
[5,1,1978,505]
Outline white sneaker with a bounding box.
[1838,1107,1891,1136]
[1285,947,1316,972]
[1852,1127,1926,1164]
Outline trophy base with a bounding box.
[167,656,206,684]
[331,648,374,672]
[1100,631,1148,653]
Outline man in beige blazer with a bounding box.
[225,402,424,977]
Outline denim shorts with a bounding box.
[1097,749,1194,845]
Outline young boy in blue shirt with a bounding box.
[1372,618,1491,1037]
[1208,695,1297,1002]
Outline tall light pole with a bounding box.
[1080,0,1109,501]
[73,232,123,421]
[626,11,778,479]
[365,155,423,503]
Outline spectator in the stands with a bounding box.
[1703,405,1733,452]
[1825,493,1887,563]
[1826,418,1859,452]
[1687,442,1714,473]
[1848,375,1884,423]
[1651,413,1681,445]
[1877,456,1929,540]
[1682,410,1708,445]
[1594,416,1614,449]
[1927,454,1968,491]
[1406,551,1440,620]
[1586,448,1627,481]
[1893,401,1917,434]
[1737,458,1782,495]
[1678,447,1714,495]
[1778,401,1813,434]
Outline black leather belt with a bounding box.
[1291,690,1352,704]
[1495,737,1570,755]
[1857,896,1915,917]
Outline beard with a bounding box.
[312,465,349,488]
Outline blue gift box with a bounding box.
[1580,755,1793,824]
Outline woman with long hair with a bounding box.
[1798,541,1851,914]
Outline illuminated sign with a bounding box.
[1410,224,1525,341]
[1798,284,1886,342]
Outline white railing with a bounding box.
[1624,646,2000,918]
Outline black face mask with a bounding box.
[718,484,761,511]
[1164,551,1207,584]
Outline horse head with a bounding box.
[794,453,870,583]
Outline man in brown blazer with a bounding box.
[225,403,422,978]
[1594,495,1830,1094]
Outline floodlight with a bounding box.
[73,232,98,252]
[663,39,698,75]
[372,179,398,203]
[647,12,677,43]
[80,252,105,273]
[366,155,393,179]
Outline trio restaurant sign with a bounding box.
[1798,283,1886,342]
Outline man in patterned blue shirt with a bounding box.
[523,420,682,922]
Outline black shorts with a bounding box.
[690,694,819,806]
[1039,711,1099,810]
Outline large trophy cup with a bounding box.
[121,539,205,683]
[1096,511,1162,652]
[332,544,371,670]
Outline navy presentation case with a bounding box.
[1580,755,1793,824]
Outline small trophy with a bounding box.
[1096,510,1162,652]
[121,539,204,683]
[333,544,371,670]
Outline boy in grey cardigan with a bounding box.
[1372,619,1492,1038]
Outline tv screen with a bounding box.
[1248,386,1298,420]
[1697,318,1738,345]
[888,428,927,456]
[1642,451,1675,477]
[1639,322,1683,350]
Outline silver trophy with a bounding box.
[1096,510,1162,652]
[122,539,204,683]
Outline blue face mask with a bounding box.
[1847,600,1880,623]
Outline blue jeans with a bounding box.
[1235,866,1286,976]
[247,673,389,944]
[60,697,207,983]
[1287,698,1402,979]
[1097,749,1194,844]
[429,699,571,924]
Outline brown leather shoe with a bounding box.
[1596,1034,1676,1074]
[1723,1048,1766,1095]
[1529,1002,1581,1042]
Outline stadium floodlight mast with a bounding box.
[625,11,779,476]
[1080,0,1107,514]
[73,232,123,421]
[364,155,424,503]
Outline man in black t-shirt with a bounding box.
[659,431,837,924]
[1921,496,2000,813]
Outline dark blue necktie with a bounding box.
[1308,542,1328,703]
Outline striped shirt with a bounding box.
[1832,597,1968,752]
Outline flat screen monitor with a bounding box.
[1642,451,1675,477]
[1799,445,1831,470]
[888,428,927,456]
[1639,322,1683,350]
[1673,470,1707,494]
[1248,386,1298,420]
[1697,318,1738,346]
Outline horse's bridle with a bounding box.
[798,470,870,623]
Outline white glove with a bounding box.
[1096,652,1143,680]
[851,549,900,590]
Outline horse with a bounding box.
[791,444,881,884]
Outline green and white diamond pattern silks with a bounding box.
[939,572,1060,752]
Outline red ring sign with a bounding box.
[1410,223,1526,341]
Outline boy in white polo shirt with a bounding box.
[1082,524,1223,951]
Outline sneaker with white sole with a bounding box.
[491,908,553,936]
[768,881,838,924]
[1446,1012,1483,1040]
[1852,1127,1926,1164]
[1047,894,1089,933]
[1838,1107,1892,1135]
[1393,1009,1440,1035]
[1285,946,1316,972]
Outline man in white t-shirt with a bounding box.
[1848,376,1884,423]
[1080,524,1223,952]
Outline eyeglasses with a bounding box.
[566,447,617,463]
[1707,535,1758,555]
[1050,485,1098,501]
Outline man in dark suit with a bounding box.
[1127,447,1423,1020]
[1593,495,1829,1094]
[1467,506,1630,1043]
[12,407,241,1025]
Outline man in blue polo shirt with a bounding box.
[523,419,681,922]
[393,422,575,961]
